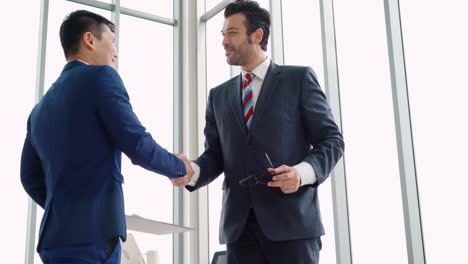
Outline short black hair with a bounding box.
[59,10,115,59]
[224,0,270,51]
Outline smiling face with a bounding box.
[92,24,118,66]
[222,13,258,67]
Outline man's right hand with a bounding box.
[171,153,194,187]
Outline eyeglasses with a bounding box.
[239,153,275,187]
[239,172,271,187]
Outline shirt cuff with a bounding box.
[187,162,201,187]
[294,162,317,187]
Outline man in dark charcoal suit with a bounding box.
[171,1,344,263]
[20,10,193,263]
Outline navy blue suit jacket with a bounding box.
[188,63,344,243]
[20,61,186,251]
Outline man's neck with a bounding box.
[241,53,267,72]
[67,54,92,65]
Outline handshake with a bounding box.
[169,153,304,194]
[171,154,195,187]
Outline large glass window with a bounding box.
[281,1,336,263]
[400,1,468,262]
[334,0,408,263]
[0,2,39,263]
[206,10,231,261]
[206,0,270,18]
[206,12,231,91]
[118,14,175,264]
[206,0,222,11]
[120,0,173,19]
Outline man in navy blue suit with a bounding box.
[172,1,344,263]
[20,10,193,263]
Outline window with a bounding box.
[400,0,468,262]
[0,2,39,263]
[282,1,336,263]
[206,10,232,260]
[119,14,175,264]
[206,0,222,11]
[120,0,173,19]
[334,0,407,262]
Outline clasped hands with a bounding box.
[171,154,194,187]
[171,154,301,194]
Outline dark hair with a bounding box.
[224,0,270,51]
[59,10,115,59]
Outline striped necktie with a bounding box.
[242,72,255,129]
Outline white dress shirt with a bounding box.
[188,58,317,187]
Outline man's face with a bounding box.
[222,13,256,66]
[93,24,118,66]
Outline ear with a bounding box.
[252,28,264,45]
[81,32,95,51]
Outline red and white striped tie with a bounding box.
[242,73,255,129]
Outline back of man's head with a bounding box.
[59,10,115,59]
[224,0,271,51]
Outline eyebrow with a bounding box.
[221,27,240,33]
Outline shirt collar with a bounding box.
[241,57,271,81]
[76,59,89,65]
[68,59,89,65]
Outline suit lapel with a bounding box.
[229,74,248,136]
[250,63,281,130]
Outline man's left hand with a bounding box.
[267,165,301,194]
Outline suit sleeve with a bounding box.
[95,66,186,178]
[301,67,345,186]
[20,117,46,209]
[186,89,224,191]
